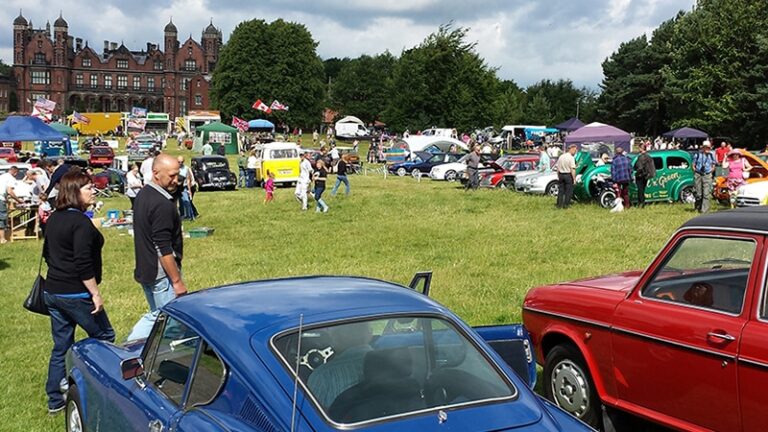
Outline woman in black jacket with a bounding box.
[43,170,115,414]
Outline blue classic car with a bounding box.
[64,275,591,431]
[388,152,463,177]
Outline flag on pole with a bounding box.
[270,100,289,111]
[72,111,91,125]
[231,116,249,133]
[131,106,148,118]
[252,99,272,114]
[31,106,52,123]
[34,96,57,112]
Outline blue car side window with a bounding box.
[146,316,201,405]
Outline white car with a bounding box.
[429,154,492,181]
[515,171,560,196]
[735,181,768,207]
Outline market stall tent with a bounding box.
[0,116,70,156]
[564,122,631,157]
[554,117,585,132]
[248,119,275,131]
[662,127,708,139]
[49,122,78,136]
[192,121,239,154]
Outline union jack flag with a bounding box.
[270,100,289,111]
[231,116,249,133]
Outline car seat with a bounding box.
[683,282,714,308]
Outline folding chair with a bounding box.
[92,175,113,198]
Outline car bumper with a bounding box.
[523,184,547,194]
[735,196,762,207]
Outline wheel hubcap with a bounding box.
[68,402,82,432]
[551,359,590,418]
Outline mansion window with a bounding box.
[184,60,196,71]
[104,75,113,89]
[117,59,129,69]
[147,78,155,91]
[194,94,202,106]
[179,99,187,116]
[75,74,84,87]
[90,74,98,88]
[180,78,191,91]
[31,71,50,85]
[33,53,46,65]
[117,75,128,89]
[133,76,141,90]
[161,78,166,89]
[154,60,163,71]
[82,58,92,67]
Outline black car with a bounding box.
[191,155,237,191]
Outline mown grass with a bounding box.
[0,140,697,430]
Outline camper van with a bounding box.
[491,125,546,149]
[253,142,301,186]
[335,116,369,140]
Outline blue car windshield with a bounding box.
[273,316,516,425]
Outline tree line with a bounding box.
[211,1,767,144]
[210,22,597,133]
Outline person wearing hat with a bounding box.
[692,141,716,213]
[722,148,752,206]
[610,146,633,208]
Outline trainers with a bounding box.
[323,207,329,213]
[48,403,66,415]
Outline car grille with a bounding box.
[735,196,761,207]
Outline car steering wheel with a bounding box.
[299,346,334,371]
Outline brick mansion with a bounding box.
[11,11,222,117]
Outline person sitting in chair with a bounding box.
[683,282,714,308]
[307,322,373,409]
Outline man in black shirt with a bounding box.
[331,158,351,196]
[127,153,188,341]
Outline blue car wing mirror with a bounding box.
[409,271,433,296]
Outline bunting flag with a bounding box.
[72,111,91,125]
[131,106,148,118]
[270,100,289,111]
[126,118,147,131]
[231,116,249,133]
[252,99,272,114]
[34,96,57,112]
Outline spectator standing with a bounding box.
[556,145,578,209]
[538,146,551,173]
[44,159,70,205]
[611,146,633,209]
[314,159,330,213]
[0,166,21,244]
[177,156,195,221]
[295,151,314,211]
[466,145,481,190]
[42,170,115,413]
[264,171,275,204]
[722,149,752,206]
[715,141,729,176]
[201,141,213,155]
[312,129,319,145]
[127,154,188,341]
[692,142,716,213]
[246,151,258,188]
[236,151,247,188]
[140,152,155,186]
[634,144,656,208]
[331,157,351,196]
[216,143,226,157]
[125,163,142,209]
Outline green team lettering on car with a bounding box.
[574,150,695,207]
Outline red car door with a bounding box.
[611,232,759,431]
[737,250,768,432]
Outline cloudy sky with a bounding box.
[2,0,695,88]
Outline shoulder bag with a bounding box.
[23,245,49,316]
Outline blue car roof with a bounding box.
[163,275,448,346]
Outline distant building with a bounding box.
[12,12,222,118]
[0,74,15,113]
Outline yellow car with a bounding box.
[253,142,301,186]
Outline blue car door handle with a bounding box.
[149,419,164,432]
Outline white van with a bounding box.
[491,125,546,148]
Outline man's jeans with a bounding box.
[126,277,176,341]
[44,292,115,409]
[331,175,350,196]
[694,172,713,213]
[238,167,246,188]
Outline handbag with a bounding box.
[23,246,49,316]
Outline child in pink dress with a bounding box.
[264,171,275,204]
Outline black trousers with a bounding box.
[556,173,574,208]
[636,177,648,206]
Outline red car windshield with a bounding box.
[91,148,113,156]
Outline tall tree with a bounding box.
[210,19,325,128]
[383,24,499,132]
[525,79,582,125]
[0,60,11,77]
[490,80,525,127]
[329,52,396,123]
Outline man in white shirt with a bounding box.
[0,166,21,244]
[202,142,213,155]
[140,153,155,185]
[246,152,258,188]
[295,152,314,210]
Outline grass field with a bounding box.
[0,139,697,430]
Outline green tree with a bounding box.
[524,79,581,125]
[210,19,325,128]
[490,80,525,127]
[0,60,11,77]
[330,52,396,123]
[383,24,499,132]
[524,93,554,125]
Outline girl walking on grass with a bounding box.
[314,160,329,213]
[264,171,275,204]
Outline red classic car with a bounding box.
[523,207,768,431]
[479,155,540,188]
[0,147,18,163]
[88,145,115,168]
